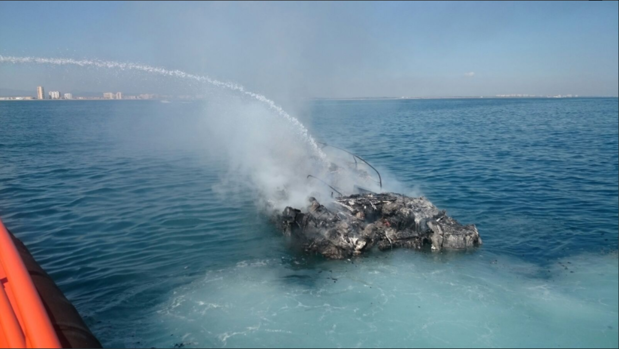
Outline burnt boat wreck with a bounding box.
[270,143,482,259]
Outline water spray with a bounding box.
[0,55,327,161]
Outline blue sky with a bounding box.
[0,1,617,99]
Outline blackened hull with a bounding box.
[272,193,482,260]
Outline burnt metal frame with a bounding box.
[318,142,382,189]
[307,175,344,198]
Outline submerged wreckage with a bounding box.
[270,143,482,259]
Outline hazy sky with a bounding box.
[1,1,617,100]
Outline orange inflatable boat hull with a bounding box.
[0,219,101,348]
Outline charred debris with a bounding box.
[270,143,482,259]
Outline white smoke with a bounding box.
[0,55,387,211]
[199,93,383,211]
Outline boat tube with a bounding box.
[0,219,101,348]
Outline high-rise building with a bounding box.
[63,93,73,100]
[37,86,45,100]
[103,92,114,99]
[115,92,122,100]
[49,91,61,100]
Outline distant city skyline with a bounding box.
[0,2,617,104]
[0,83,598,102]
[0,85,211,101]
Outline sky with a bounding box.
[0,1,617,101]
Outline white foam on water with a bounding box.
[139,252,618,348]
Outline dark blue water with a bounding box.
[0,98,617,347]
[311,98,619,262]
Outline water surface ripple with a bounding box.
[0,98,617,347]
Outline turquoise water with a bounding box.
[0,98,617,347]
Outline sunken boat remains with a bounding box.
[270,143,482,259]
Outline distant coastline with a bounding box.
[1,95,616,102]
[312,95,617,101]
[0,96,197,102]
[0,98,169,101]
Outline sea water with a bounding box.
[0,98,617,347]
